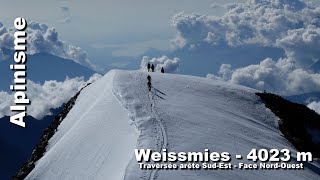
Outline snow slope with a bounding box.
[26,70,319,180]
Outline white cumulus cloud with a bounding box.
[0,20,95,70]
[208,57,320,95]
[173,0,320,95]
[308,101,320,114]
[140,56,180,73]
[172,0,320,67]
[0,74,101,119]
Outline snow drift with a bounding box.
[26,70,319,180]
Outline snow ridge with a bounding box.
[26,71,139,180]
[26,70,320,180]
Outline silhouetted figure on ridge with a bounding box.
[147,75,152,91]
[161,67,164,73]
[147,63,151,72]
[151,64,155,72]
[147,81,152,91]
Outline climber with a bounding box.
[147,63,151,72]
[147,75,151,82]
[147,81,152,91]
[151,64,155,72]
[147,75,152,91]
[161,67,164,73]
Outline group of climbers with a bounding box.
[146,63,165,92]
[147,63,164,73]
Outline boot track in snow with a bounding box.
[147,85,168,180]
[112,71,168,180]
[136,72,168,180]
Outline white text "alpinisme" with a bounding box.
[10,17,29,128]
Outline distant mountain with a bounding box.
[0,52,97,92]
[311,60,320,73]
[284,92,320,105]
[0,108,61,180]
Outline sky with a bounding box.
[0,0,319,67]
[1,0,318,65]
[0,0,245,62]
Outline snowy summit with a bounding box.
[25,70,319,180]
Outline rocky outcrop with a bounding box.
[257,92,320,158]
[13,83,91,180]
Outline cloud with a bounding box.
[59,6,71,23]
[0,21,96,70]
[308,101,320,114]
[171,0,320,95]
[0,48,9,61]
[58,17,71,24]
[0,22,14,51]
[210,3,222,9]
[208,57,320,95]
[276,25,320,67]
[0,74,101,119]
[171,0,320,67]
[140,56,180,73]
[60,6,70,13]
[206,64,233,81]
[0,91,12,118]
